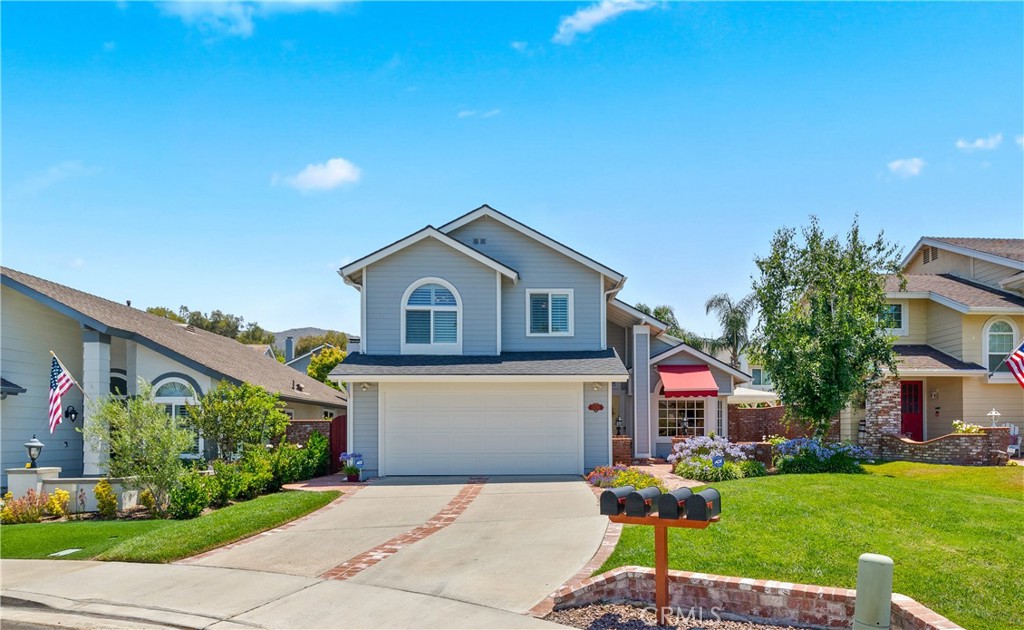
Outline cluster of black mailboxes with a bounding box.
[600,486,721,521]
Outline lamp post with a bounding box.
[987,408,1001,427]
[24,435,44,468]
[615,416,625,436]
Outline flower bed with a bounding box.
[586,466,664,490]
[668,435,765,482]
[773,437,872,474]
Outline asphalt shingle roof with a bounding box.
[2,267,346,407]
[885,273,1024,310]
[894,345,986,372]
[331,349,628,377]
[928,237,1024,263]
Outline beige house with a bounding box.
[867,237,1024,444]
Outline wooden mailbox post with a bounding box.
[601,486,721,626]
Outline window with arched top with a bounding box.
[985,319,1017,373]
[401,278,462,354]
[153,378,202,457]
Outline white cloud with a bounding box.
[480,109,501,118]
[277,157,362,192]
[510,41,528,52]
[459,109,501,119]
[21,160,100,194]
[955,133,1002,152]
[552,0,654,45]
[161,1,345,38]
[457,110,477,118]
[887,157,926,178]
[1016,135,1023,149]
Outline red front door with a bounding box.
[900,381,924,441]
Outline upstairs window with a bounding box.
[751,368,772,387]
[401,279,462,354]
[527,290,574,336]
[881,302,907,336]
[986,320,1015,373]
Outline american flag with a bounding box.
[49,356,74,434]
[1006,339,1024,389]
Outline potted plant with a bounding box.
[342,464,361,482]
[338,452,363,482]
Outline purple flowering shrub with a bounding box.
[668,435,753,482]
[774,438,872,474]
[585,466,663,490]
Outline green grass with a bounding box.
[599,464,1024,630]
[2,490,338,564]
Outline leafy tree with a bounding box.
[237,323,276,346]
[187,382,291,459]
[634,303,709,350]
[146,306,185,323]
[307,345,346,390]
[294,331,348,357]
[751,216,903,437]
[704,292,757,368]
[81,380,195,515]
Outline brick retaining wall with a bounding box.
[728,405,838,442]
[551,566,963,630]
[879,427,1010,466]
[286,419,332,445]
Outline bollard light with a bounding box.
[853,553,894,630]
[25,435,45,468]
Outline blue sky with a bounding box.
[3,1,1022,338]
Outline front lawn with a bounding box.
[2,490,338,564]
[598,464,1024,630]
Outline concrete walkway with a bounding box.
[2,475,606,629]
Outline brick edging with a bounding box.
[547,566,964,630]
[320,476,488,581]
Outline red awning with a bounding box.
[657,364,719,398]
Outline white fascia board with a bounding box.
[887,291,970,313]
[897,369,987,377]
[438,206,624,282]
[963,306,1024,315]
[339,226,519,282]
[648,343,751,382]
[903,238,1024,271]
[608,300,668,333]
[335,374,630,383]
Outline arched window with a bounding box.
[401,278,462,354]
[153,378,202,457]
[985,319,1017,373]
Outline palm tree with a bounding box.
[634,303,710,351]
[704,292,757,368]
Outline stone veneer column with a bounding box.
[82,328,111,475]
[863,377,901,456]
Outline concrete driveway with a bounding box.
[2,475,607,629]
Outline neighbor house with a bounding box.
[331,205,748,477]
[286,343,338,375]
[0,267,347,489]
[861,237,1024,448]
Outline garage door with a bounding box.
[381,382,582,475]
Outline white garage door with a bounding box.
[381,382,582,475]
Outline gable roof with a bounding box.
[1,267,346,407]
[286,343,336,367]
[438,205,625,282]
[885,273,1024,313]
[246,344,275,358]
[338,225,519,284]
[607,299,669,334]
[649,340,751,382]
[902,237,1024,270]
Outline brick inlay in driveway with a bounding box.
[321,477,488,581]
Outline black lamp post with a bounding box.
[25,435,44,468]
[64,405,79,423]
[615,416,625,436]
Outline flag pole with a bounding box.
[49,350,89,400]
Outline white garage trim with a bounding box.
[378,382,584,476]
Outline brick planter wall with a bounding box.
[728,405,838,442]
[286,419,332,445]
[551,566,963,630]
[612,436,633,465]
[880,427,1010,466]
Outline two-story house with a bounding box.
[863,237,1024,449]
[331,205,748,477]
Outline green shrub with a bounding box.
[674,458,745,482]
[305,432,330,478]
[138,489,156,511]
[207,460,244,507]
[168,470,209,520]
[739,460,768,478]
[774,438,871,475]
[46,488,70,518]
[95,479,118,520]
[270,443,305,487]
[239,446,275,498]
[1,490,48,524]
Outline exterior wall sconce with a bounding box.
[592,383,601,391]
[25,435,44,468]
[64,405,79,423]
[360,383,369,392]
[929,389,938,400]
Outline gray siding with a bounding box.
[1,288,85,488]
[973,259,1016,287]
[650,337,676,357]
[449,216,603,351]
[607,321,628,368]
[364,238,498,355]
[351,384,379,477]
[584,383,611,469]
[632,329,651,456]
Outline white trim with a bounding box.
[153,378,204,457]
[346,382,354,461]
[902,237,1024,271]
[649,342,750,382]
[285,343,335,367]
[496,271,502,355]
[883,299,909,337]
[577,385,585,474]
[608,299,668,333]
[438,206,623,282]
[898,368,988,376]
[606,381,613,466]
[361,268,368,353]
[400,277,463,355]
[330,374,630,383]
[377,385,385,476]
[983,316,1020,383]
[525,289,575,337]
[340,226,519,281]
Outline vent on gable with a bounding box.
[472,237,487,245]
[923,246,939,264]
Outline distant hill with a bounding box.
[272,327,339,352]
